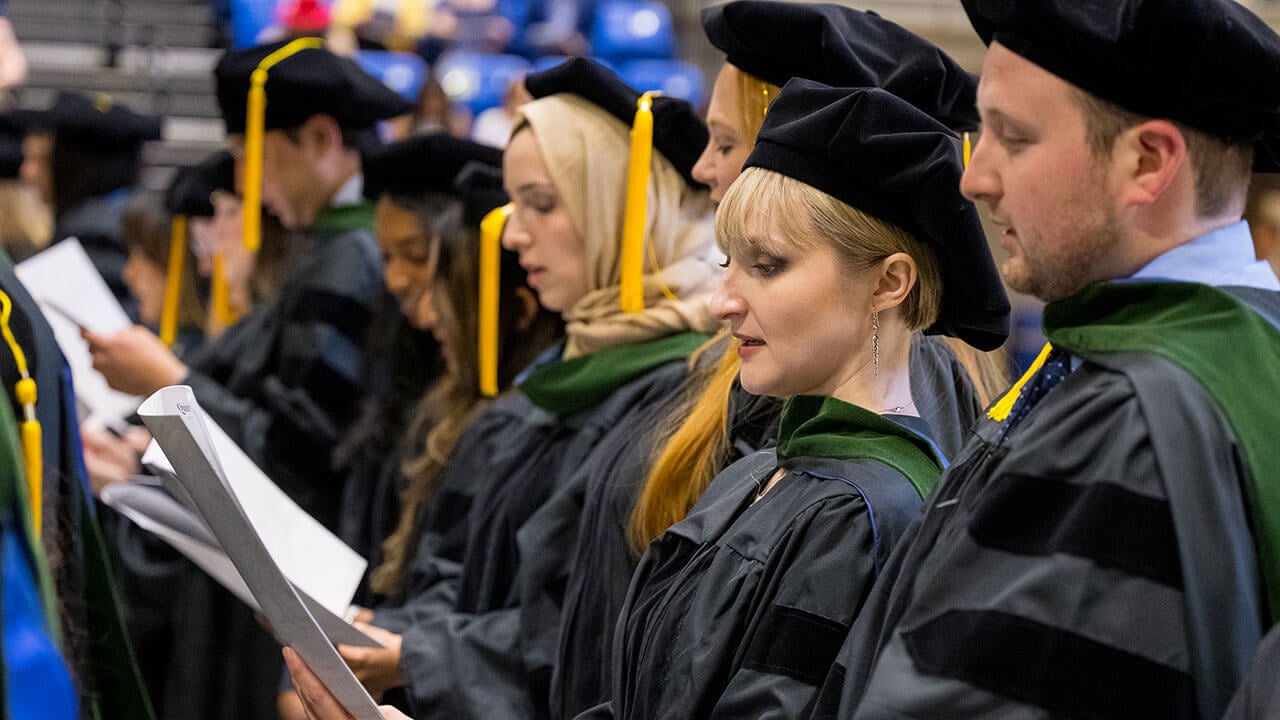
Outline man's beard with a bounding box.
[1004,209,1121,303]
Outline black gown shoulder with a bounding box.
[607,445,926,720]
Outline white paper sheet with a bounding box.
[138,386,382,720]
[141,415,367,617]
[14,238,141,425]
[99,481,381,649]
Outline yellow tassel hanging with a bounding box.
[211,252,239,326]
[160,214,187,347]
[16,378,39,536]
[242,37,325,252]
[963,131,973,170]
[478,203,513,398]
[620,92,657,314]
[0,290,41,535]
[987,342,1053,422]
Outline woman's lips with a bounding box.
[734,333,765,359]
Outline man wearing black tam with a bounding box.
[818,2,1280,719]
[82,40,410,720]
[87,39,410,529]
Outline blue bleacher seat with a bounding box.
[619,59,706,107]
[435,52,532,116]
[356,50,429,103]
[230,0,279,48]
[590,0,674,62]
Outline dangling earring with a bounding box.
[871,308,880,378]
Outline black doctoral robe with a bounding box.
[581,396,943,720]
[817,283,1280,720]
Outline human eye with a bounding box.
[751,255,787,278]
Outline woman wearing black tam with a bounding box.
[636,0,1005,549]
[572,79,1007,720]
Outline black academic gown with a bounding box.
[391,334,706,719]
[539,333,978,720]
[1223,623,1280,720]
[540,378,778,720]
[181,207,383,531]
[369,393,531,636]
[335,308,442,609]
[580,397,941,720]
[817,285,1280,720]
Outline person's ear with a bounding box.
[514,286,540,330]
[299,113,342,156]
[871,252,917,313]
[1113,119,1186,208]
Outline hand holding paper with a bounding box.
[284,648,413,720]
[15,238,141,424]
[82,325,188,397]
[338,624,404,698]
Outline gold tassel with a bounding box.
[478,204,513,397]
[211,251,239,326]
[620,92,657,314]
[242,37,325,252]
[160,214,186,346]
[963,131,973,170]
[987,342,1053,422]
[0,290,41,535]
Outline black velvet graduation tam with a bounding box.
[702,1,978,131]
[165,151,234,218]
[523,57,709,186]
[362,133,507,225]
[962,0,1280,171]
[214,41,413,134]
[24,91,163,145]
[361,134,502,202]
[745,79,1009,350]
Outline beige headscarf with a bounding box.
[515,94,722,359]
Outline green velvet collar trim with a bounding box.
[518,332,711,416]
[311,202,376,236]
[776,395,944,499]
